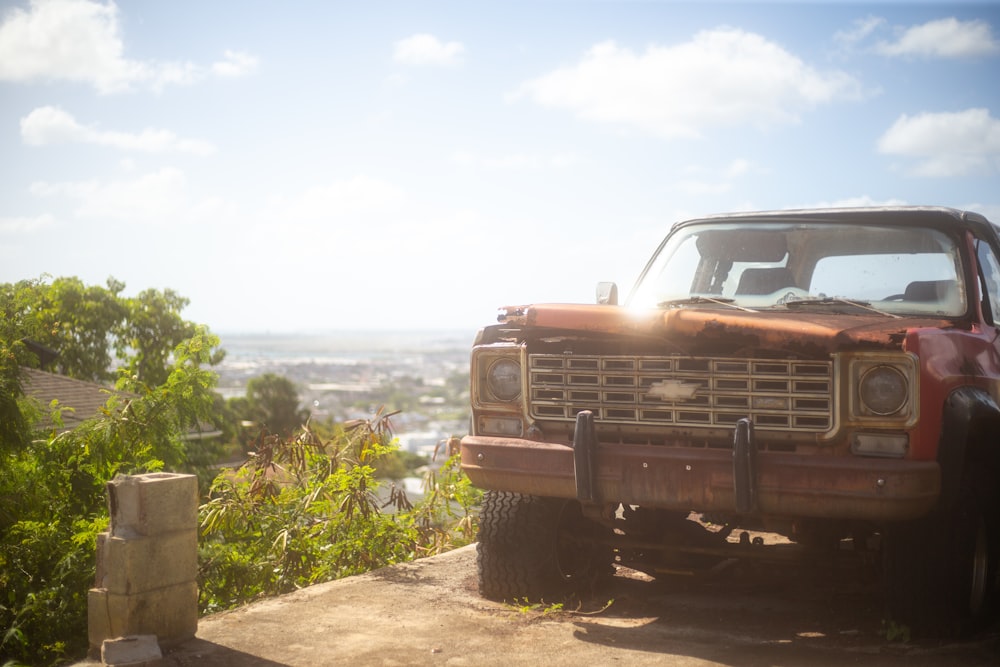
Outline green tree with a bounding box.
[240,373,308,437]
[1,275,229,479]
[0,280,43,452]
[114,329,227,469]
[25,276,128,383]
[1,276,225,388]
[116,288,222,387]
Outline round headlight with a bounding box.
[487,358,521,401]
[859,365,907,415]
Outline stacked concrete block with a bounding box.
[88,472,199,653]
[100,634,163,667]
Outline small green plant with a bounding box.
[577,599,615,615]
[507,597,614,617]
[405,438,481,557]
[880,618,911,643]
[509,598,565,615]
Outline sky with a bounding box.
[1,0,999,334]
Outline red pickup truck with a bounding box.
[461,206,1000,634]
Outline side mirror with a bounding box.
[596,282,619,306]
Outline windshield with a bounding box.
[628,222,966,317]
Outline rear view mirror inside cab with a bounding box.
[696,229,788,262]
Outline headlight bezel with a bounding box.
[847,353,918,424]
[472,348,524,406]
[471,347,526,437]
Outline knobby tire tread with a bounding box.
[477,491,557,601]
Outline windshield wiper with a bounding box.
[658,296,754,312]
[783,296,901,318]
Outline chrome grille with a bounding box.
[528,354,834,433]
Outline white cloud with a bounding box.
[876,17,1000,59]
[393,33,464,66]
[0,0,257,92]
[240,176,411,271]
[834,16,886,52]
[0,213,55,234]
[0,0,142,92]
[20,106,216,155]
[877,108,1000,177]
[212,50,258,78]
[723,158,756,178]
[672,158,761,195]
[237,178,503,320]
[512,29,863,139]
[268,176,405,225]
[30,167,193,222]
[19,106,82,145]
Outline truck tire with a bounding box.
[476,491,611,602]
[946,472,999,632]
[884,473,998,636]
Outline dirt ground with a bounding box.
[79,542,1000,666]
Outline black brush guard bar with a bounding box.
[573,411,758,513]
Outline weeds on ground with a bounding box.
[507,597,615,618]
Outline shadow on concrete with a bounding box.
[163,638,291,667]
[562,562,1000,667]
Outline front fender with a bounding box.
[937,386,1000,510]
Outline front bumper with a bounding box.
[460,430,941,522]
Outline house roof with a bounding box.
[20,366,120,431]
[20,366,223,439]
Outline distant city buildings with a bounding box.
[215,332,471,452]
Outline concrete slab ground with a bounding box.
[75,544,1000,667]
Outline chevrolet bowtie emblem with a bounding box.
[646,380,700,402]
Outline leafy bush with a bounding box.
[199,410,479,613]
[1,329,220,666]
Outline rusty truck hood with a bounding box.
[495,303,961,356]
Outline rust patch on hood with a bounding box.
[499,304,661,334]
[498,303,958,355]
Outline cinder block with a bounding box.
[94,531,109,587]
[91,473,200,652]
[89,581,198,649]
[108,473,198,538]
[101,634,163,667]
[89,588,112,650]
[98,530,198,595]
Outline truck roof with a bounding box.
[675,206,994,234]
